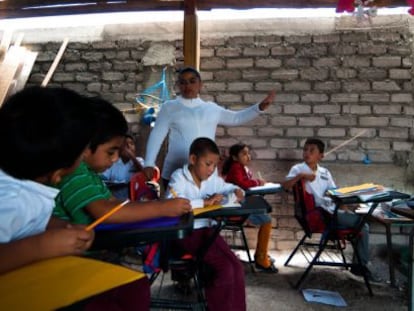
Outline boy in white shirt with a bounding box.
[101,133,145,199]
[166,137,246,311]
[282,138,377,281]
[0,87,150,310]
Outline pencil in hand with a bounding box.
[85,199,130,231]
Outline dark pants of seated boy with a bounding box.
[173,227,246,311]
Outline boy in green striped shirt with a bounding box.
[53,97,191,225]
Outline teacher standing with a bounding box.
[143,67,276,188]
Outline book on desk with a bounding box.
[327,183,390,202]
[192,201,242,216]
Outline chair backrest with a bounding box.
[292,180,326,236]
[129,168,160,201]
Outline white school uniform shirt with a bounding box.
[286,162,337,214]
[101,157,145,183]
[167,164,241,229]
[0,169,59,242]
[145,95,262,180]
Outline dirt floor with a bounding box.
[148,162,413,310]
[149,246,410,311]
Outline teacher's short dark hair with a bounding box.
[177,67,201,80]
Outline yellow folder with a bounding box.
[193,204,222,216]
[334,183,381,194]
[0,256,146,311]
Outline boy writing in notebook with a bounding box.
[166,137,246,311]
[0,87,150,311]
[53,96,191,225]
[281,138,378,281]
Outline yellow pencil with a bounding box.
[169,187,178,198]
[85,199,130,231]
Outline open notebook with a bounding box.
[192,195,242,216]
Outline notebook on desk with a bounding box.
[327,183,382,196]
[192,201,242,216]
[248,182,281,191]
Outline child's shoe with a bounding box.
[255,261,278,273]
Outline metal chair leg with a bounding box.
[239,225,256,273]
[294,238,328,290]
[284,234,307,266]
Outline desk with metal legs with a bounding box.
[90,213,196,310]
[368,215,414,287]
[91,213,194,250]
[329,191,410,296]
[151,196,270,310]
[194,195,271,261]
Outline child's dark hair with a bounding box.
[177,67,201,80]
[88,97,128,153]
[189,137,219,157]
[0,86,96,180]
[125,133,134,141]
[304,138,325,153]
[221,143,248,176]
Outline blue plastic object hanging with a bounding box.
[362,153,371,164]
[136,67,170,126]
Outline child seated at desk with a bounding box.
[101,133,149,200]
[0,87,150,311]
[53,96,191,226]
[166,137,246,311]
[101,134,160,200]
[281,138,378,282]
[222,143,278,273]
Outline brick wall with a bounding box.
[23,16,414,250]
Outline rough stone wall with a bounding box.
[21,16,414,250]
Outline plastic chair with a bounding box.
[284,180,373,296]
[129,167,160,202]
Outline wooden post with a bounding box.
[41,38,69,87]
[183,0,199,70]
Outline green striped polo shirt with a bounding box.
[54,161,112,224]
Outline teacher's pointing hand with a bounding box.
[259,90,276,111]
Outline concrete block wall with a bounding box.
[22,16,414,250]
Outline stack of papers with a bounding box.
[192,205,222,216]
[327,183,389,202]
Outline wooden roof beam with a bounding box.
[183,0,199,70]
